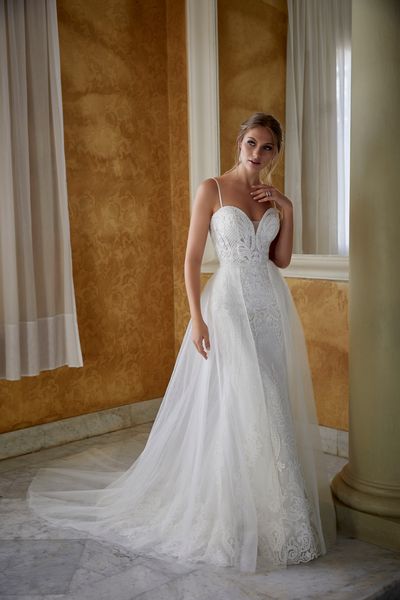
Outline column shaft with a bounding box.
[332,0,400,550]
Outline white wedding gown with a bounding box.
[28,178,337,573]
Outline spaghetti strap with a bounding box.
[212,177,223,208]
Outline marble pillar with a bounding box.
[331,0,400,550]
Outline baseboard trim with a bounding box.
[0,400,348,462]
[320,424,349,458]
[0,397,162,460]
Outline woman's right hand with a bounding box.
[191,318,210,359]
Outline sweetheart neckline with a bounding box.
[210,205,277,236]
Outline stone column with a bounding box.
[331,0,400,550]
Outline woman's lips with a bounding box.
[249,159,261,165]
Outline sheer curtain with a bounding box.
[285,0,351,255]
[0,0,83,380]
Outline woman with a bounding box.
[186,113,294,360]
[28,113,336,573]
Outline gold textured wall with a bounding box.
[218,0,288,189]
[287,279,349,430]
[0,0,189,434]
[0,0,349,436]
[166,0,191,352]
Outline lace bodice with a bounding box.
[209,205,280,266]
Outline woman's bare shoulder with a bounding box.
[197,177,219,193]
[196,177,218,204]
[193,178,220,212]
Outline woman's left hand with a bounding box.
[250,185,293,213]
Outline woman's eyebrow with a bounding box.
[247,136,275,145]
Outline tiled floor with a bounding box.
[0,424,399,600]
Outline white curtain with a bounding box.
[285,0,351,255]
[0,0,83,380]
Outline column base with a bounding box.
[332,473,400,553]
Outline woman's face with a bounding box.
[239,126,276,172]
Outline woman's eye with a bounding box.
[264,146,273,151]
[247,140,255,146]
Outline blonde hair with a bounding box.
[233,112,284,185]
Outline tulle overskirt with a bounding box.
[28,261,336,573]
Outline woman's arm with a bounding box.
[268,201,293,268]
[184,179,216,359]
[251,185,294,268]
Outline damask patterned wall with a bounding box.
[287,279,349,430]
[218,0,288,190]
[0,0,189,434]
[0,0,348,435]
[167,1,191,353]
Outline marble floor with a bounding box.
[0,424,399,600]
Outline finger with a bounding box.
[261,189,274,200]
[255,193,273,203]
[201,337,209,358]
[199,345,208,359]
[203,337,210,351]
[251,186,272,198]
[251,184,274,190]
[194,340,208,359]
